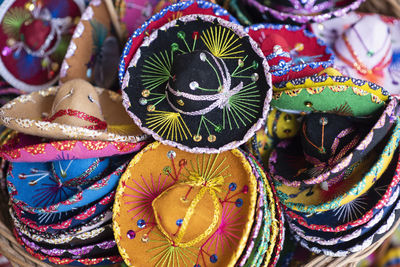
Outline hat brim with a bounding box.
[245,0,365,24]
[246,23,334,84]
[119,0,239,83]
[272,75,390,117]
[0,132,147,162]
[122,15,271,153]
[270,98,398,187]
[113,142,258,267]
[275,118,400,213]
[0,85,148,142]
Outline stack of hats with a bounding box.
[266,71,400,256]
[0,79,148,265]
[2,0,400,265]
[112,2,285,266]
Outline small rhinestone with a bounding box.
[177,99,185,106]
[190,81,199,90]
[251,73,259,82]
[142,90,150,97]
[210,254,218,263]
[141,234,149,243]
[252,61,258,69]
[229,183,237,191]
[171,43,179,52]
[242,185,248,194]
[177,31,185,39]
[295,43,304,51]
[319,117,328,126]
[238,59,244,67]
[176,219,183,226]
[139,98,148,105]
[137,219,146,228]
[193,135,202,142]
[235,198,243,207]
[167,150,176,159]
[127,230,136,239]
[18,174,26,180]
[163,166,172,175]
[147,105,155,112]
[214,125,223,133]
[200,53,206,61]
[207,135,216,142]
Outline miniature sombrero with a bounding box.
[310,13,400,95]
[113,142,258,266]
[13,227,123,265]
[244,0,365,24]
[0,0,85,92]
[118,0,239,83]
[122,15,271,153]
[0,132,147,162]
[0,79,147,142]
[293,197,400,256]
[274,117,400,213]
[272,72,390,117]
[269,97,399,187]
[60,0,120,88]
[9,155,129,214]
[286,149,400,232]
[245,23,334,84]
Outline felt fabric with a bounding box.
[272,74,389,117]
[8,156,111,208]
[9,156,129,214]
[60,0,120,88]
[13,204,112,235]
[310,12,400,95]
[14,227,123,266]
[118,0,239,84]
[245,23,334,83]
[12,211,115,247]
[0,79,147,142]
[270,97,399,187]
[274,117,400,213]
[294,194,400,256]
[122,15,271,153]
[286,148,400,232]
[13,189,114,227]
[113,142,258,267]
[0,0,85,92]
[0,132,147,162]
[244,0,365,24]
[289,181,399,244]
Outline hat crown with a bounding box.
[167,51,226,114]
[300,112,360,163]
[48,79,105,128]
[153,182,222,247]
[336,15,392,69]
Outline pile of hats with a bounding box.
[0,0,400,266]
[0,79,148,265]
